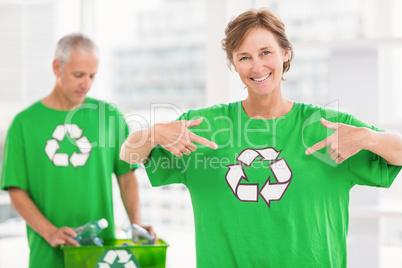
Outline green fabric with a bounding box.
[145,101,401,268]
[1,98,134,268]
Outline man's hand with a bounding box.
[153,117,218,157]
[305,118,371,164]
[47,227,80,247]
[140,224,158,244]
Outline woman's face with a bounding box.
[232,27,289,98]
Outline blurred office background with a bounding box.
[1,0,402,267]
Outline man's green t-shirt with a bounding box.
[1,98,132,268]
[145,101,401,268]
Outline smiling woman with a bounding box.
[222,8,294,77]
[230,27,291,117]
[120,7,402,268]
[221,9,294,120]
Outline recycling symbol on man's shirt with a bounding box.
[96,249,140,268]
[225,147,292,207]
[44,124,92,168]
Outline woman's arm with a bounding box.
[306,118,402,165]
[120,118,218,164]
[365,130,402,166]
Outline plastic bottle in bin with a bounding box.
[131,223,155,244]
[74,218,108,246]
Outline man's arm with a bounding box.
[8,187,79,247]
[116,171,141,224]
[116,170,156,239]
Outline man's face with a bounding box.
[53,48,99,108]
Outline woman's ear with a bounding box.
[231,61,238,73]
[283,49,290,63]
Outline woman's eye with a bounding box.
[240,56,249,61]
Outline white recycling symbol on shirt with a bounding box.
[225,147,292,207]
[96,249,139,268]
[44,124,92,168]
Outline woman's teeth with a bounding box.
[251,73,271,82]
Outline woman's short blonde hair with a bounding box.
[222,8,294,77]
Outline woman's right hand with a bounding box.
[153,117,218,157]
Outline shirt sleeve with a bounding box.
[1,116,29,191]
[346,114,401,188]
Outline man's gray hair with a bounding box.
[55,33,99,68]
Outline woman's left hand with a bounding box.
[305,118,371,164]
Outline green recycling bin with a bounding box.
[62,239,168,268]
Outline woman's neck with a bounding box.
[242,92,293,119]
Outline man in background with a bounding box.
[0,33,153,267]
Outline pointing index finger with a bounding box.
[186,117,203,128]
[305,138,329,155]
[189,132,218,150]
[321,118,340,130]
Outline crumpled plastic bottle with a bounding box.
[131,224,155,245]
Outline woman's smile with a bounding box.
[250,73,272,83]
[232,27,289,97]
